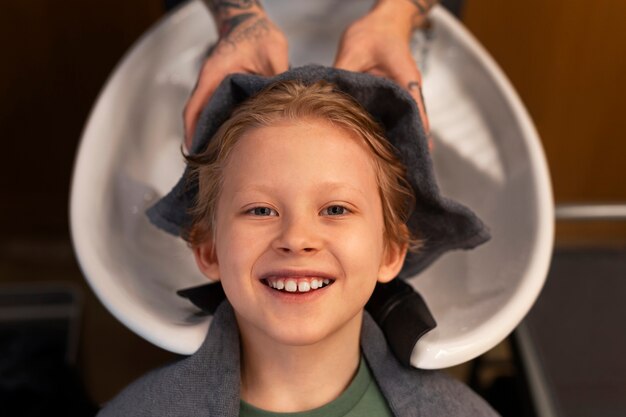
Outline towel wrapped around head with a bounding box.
[147,64,490,278]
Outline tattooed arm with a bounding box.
[183,0,288,149]
[202,0,263,38]
[334,0,438,138]
[407,0,438,26]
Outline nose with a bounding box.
[272,213,321,255]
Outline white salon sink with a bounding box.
[70,0,553,369]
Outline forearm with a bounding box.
[372,0,438,33]
[202,0,266,37]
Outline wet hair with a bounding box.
[184,80,422,257]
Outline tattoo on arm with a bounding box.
[205,0,267,41]
[218,12,256,37]
[205,0,262,16]
[213,15,270,54]
[407,0,438,16]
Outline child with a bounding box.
[100,66,496,416]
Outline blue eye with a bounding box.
[247,207,278,216]
[323,205,349,216]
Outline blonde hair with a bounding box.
[184,80,423,257]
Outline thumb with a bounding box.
[333,46,369,72]
[333,55,358,72]
[268,52,290,75]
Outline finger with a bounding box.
[183,74,220,151]
[267,51,290,75]
[333,54,357,71]
[365,67,387,78]
[407,80,430,135]
[407,83,434,152]
[333,48,370,72]
[386,60,430,135]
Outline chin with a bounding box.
[268,327,335,347]
[264,313,363,348]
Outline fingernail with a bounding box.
[407,81,421,91]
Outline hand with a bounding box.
[183,12,288,150]
[334,2,431,144]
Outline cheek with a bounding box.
[215,227,258,304]
[215,221,266,276]
[335,221,385,269]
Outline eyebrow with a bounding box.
[233,181,367,197]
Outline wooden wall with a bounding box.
[463,0,626,243]
[0,0,173,405]
[0,1,165,238]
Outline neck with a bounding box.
[237,312,363,413]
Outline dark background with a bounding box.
[1,0,625,410]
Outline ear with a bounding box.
[377,240,408,284]
[192,241,220,281]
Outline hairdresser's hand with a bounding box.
[334,0,432,145]
[184,8,288,150]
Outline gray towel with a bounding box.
[147,64,490,277]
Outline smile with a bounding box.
[262,277,335,293]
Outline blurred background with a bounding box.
[1,1,624,416]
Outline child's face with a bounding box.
[193,118,406,347]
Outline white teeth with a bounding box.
[266,277,333,292]
[285,280,298,292]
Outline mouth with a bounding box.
[260,276,336,293]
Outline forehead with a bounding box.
[221,119,379,197]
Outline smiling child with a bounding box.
[99,66,496,416]
[187,80,415,413]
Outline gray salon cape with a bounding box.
[98,301,498,417]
